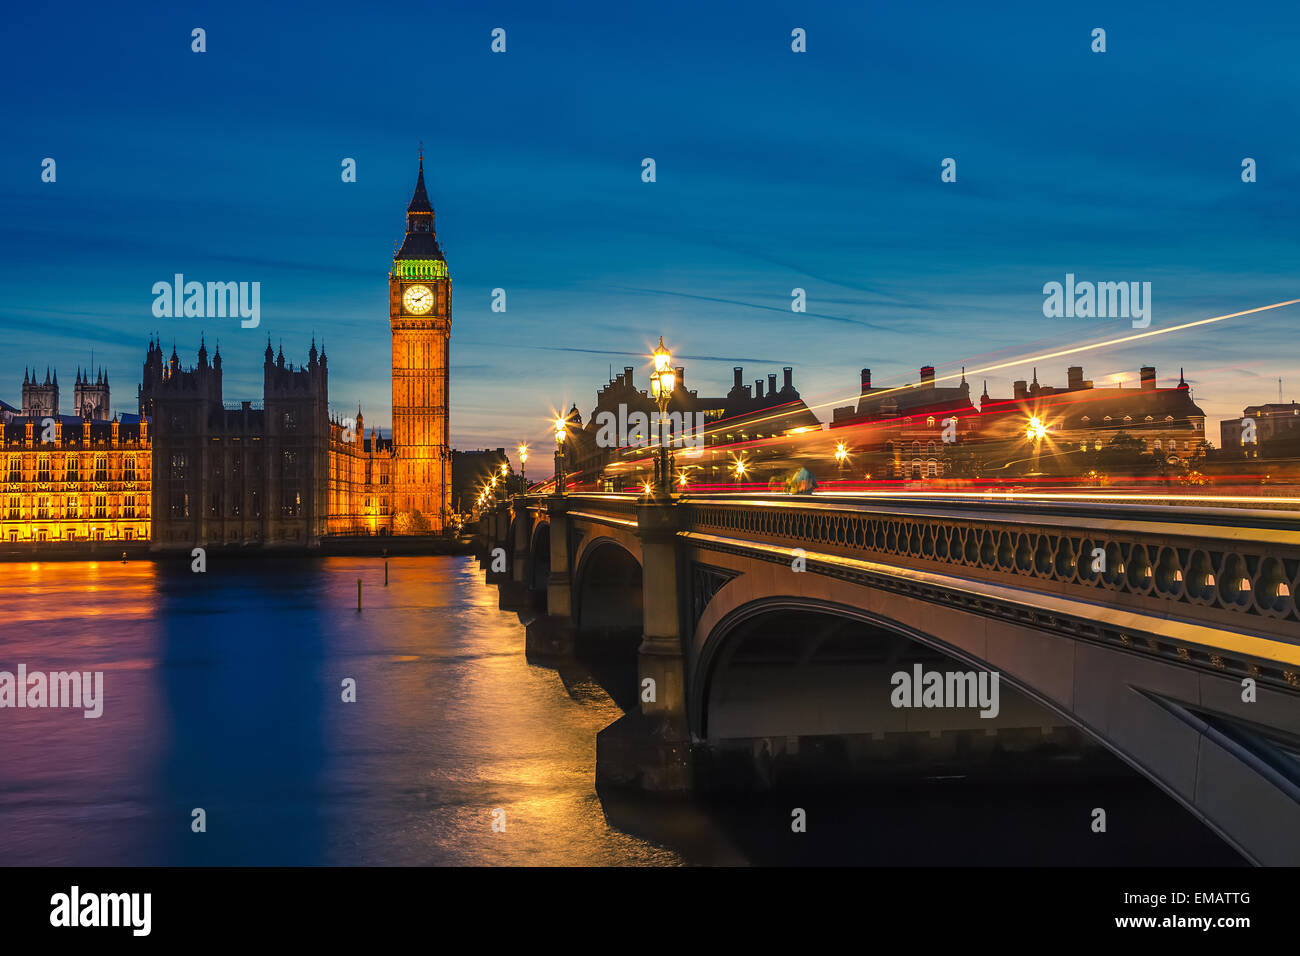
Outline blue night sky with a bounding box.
[3,0,1298,453]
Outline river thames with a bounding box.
[0,556,1242,866]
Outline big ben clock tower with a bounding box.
[389,152,451,532]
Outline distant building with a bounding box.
[567,363,819,490]
[149,338,331,549]
[832,366,980,479]
[452,448,514,513]
[328,405,394,536]
[981,365,1207,463]
[21,367,60,417]
[1221,401,1300,458]
[1,365,150,545]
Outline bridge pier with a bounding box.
[596,498,694,792]
[483,508,512,587]
[525,496,577,656]
[497,498,534,610]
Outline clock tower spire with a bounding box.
[389,151,451,532]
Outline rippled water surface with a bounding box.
[0,555,1243,866]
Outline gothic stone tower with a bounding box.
[74,367,110,419]
[389,155,451,532]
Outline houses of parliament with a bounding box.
[0,158,453,548]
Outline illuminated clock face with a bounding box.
[403,284,433,315]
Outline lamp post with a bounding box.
[518,443,528,490]
[835,441,848,480]
[649,336,676,496]
[1025,415,1047,474]
[553,414,568,496]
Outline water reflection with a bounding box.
[0,556,679,865]
[0,556,1243,866]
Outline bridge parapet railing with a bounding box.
[677,495,1300,642]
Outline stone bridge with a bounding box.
[476,491,1300,865]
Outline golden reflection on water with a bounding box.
[0,555,683,865]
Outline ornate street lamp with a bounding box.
[518,443,528,489]
[835,440,849,479]
[649,336,676,495]
[1025,415,1047,474]
[553,414,569,496]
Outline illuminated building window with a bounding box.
[170,492,189,518]
[1104,416,1112,423]
[124,495,135,519]
[1094,440,1102,451]
[927,417,935,427]
[124,530,133,541]
[1165,415,1174,423]
[170,454,188,480]
[94,495,106,519]
[38,456,50,482]
[927,461,937,478]
[66,496,78,518]
[37,497,49,520]
[283,450,299,478]
[912,441,921,455]
[282,410,298,432]
[927,441,936,455]
[125,457,136,482]
[65,459,78,482]
[7,457,18,482]
[1154,440,1162,451]
[7,497,18,520]
[94,457,107,482]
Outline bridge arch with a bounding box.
[528,521,550,598]
[572,534,643,644]
[688,571,1298,863]
[692,595,1057,743]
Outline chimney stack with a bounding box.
[675,366,685,391]
[1140,366,1156,390]
[782,367,793,391]
[1067,366,1085,390]
[755,379,764,399]
[860,368,872,395]
[1013,379,1028,400]
[768,373,777,397]
[920,365,936,388]
[733,367,743,389]
[623,366,634,388]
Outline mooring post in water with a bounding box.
[357,578,362,612]
[384,549,389,587]
[121,551,127,564]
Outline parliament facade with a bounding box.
[0,156,452,548]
